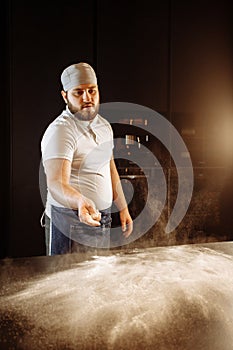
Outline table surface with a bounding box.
[1,240,233,275]
[1,241,233,350]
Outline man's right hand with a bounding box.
[77,196,101,226]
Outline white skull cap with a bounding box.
[61,62,97,91]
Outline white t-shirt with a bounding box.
[41,107,114,218]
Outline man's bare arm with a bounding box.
[44,158,101,226]
[110,158,133,237]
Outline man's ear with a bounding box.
[61,90,68,104]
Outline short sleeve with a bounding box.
[41,122,76,163]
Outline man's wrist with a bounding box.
[119,206,129,214]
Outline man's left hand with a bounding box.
[119,208,133,238]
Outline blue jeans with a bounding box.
[49,205,112,255]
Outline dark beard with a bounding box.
[67,101,99,121]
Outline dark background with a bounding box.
[1,0,233,258]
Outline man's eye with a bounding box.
[74,91,83,96]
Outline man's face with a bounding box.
[62,84,100,121]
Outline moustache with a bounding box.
[82,103,95,109]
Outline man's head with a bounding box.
[61,62,99,121]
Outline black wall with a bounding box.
[1,0,233,258]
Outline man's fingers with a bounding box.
[86,204,101,220]
[79,203,101,226]
[80,209,101,226]
[87,214,101,226]
[91,210,101,221]
[80,212,101,226]
[87,204,97,215]
[121,221,133,237]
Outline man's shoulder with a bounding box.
[44,111,76,133]
[52,110,75,127]
[41,110,77,144]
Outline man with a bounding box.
[41,62,133,255]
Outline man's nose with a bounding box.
[82,90,91,101]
